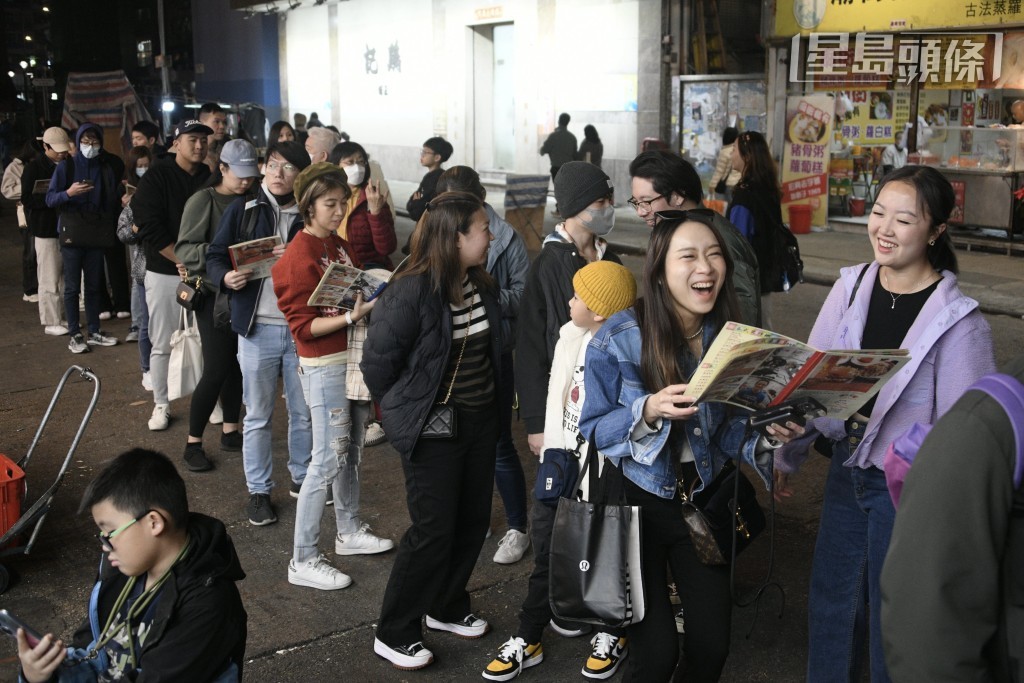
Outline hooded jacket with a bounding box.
[514,228,621,434]
[32,513,248,683]
[206,185,304,337]
[776,261,995,474]
[45,124,123,230]
[484,203,528,354]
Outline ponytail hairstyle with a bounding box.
[395,191,494,305]
[877,165,958,274]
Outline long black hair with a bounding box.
[635,210,739,389]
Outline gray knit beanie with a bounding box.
[554,161,613,220]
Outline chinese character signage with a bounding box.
[782,94,834,228]
[792,32,1001,89]
[774,0,1024,37]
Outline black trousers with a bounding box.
[188,294,243,437]
[98,243,131,313]
[622,477,732,683]
[376,405,498,645]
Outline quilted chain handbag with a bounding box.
[420,300,472,439]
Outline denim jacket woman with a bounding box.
[580,309,770,497]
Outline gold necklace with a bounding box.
[685,323,704,340]
[881,268,936,310]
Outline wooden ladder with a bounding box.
[693,0,727,74]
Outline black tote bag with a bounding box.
[548,447,646,628]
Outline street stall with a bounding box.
[768,0,1024,248]
[61,70,155,157]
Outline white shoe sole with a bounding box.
[424,614,489,639]
[481,648,544,681]
[581,648,628,680]
[373,637,433,670]
[288,572,352,590]
[335,539,394,556]
[493,545,529,565]
[548,620,591,638]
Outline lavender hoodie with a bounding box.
[776,261,995,473]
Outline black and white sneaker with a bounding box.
[68,334,91,354]
[373,637,434,670]
[247,493,277,526]
[425,613,489,638]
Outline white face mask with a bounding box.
[343,163,365,186]
[135,167,147,178]
[579,204,616,237]
[79,144,99,160]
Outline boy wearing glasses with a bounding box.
[16,449,247,682]
[207,140,314,528]
[628,150,761,327]
[406,136,454,223]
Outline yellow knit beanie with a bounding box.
[572,261,637,319]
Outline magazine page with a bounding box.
[780,351,910,420]
[33,179,49,194]
[688,322,810,399]
[306,263,389,309]
[229,235,282,280]
[695,341,818,410]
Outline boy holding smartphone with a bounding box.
[15,449,247,682]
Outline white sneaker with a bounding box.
[364,421,387,446]
[98,311,111,321]
[425,613,490,638]
[373,637,434,670]
[288,554,352,590]
[22,293,38,303]
[86,331,118,346]
[209,401,224,425]
[44,325,69,336]
[141,372,153,392]
[493,528,530,565]
[335,523,394,555]
[148,403,170,431]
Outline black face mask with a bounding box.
[271,191,295,205]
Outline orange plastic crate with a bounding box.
[0,454,25,537]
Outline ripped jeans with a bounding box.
[294,361,362,564]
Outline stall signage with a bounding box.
[791,32,1001,88]
[774,0,1024,37]
[782,94,835,228]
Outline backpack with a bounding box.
[884,373,1024,506]
[743,188,804,293]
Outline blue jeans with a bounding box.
[807,442,895,683]
[293,363,362,563]
[494,351,527,530]
[61,245,105,337]
[132,278,151,372]
[237,323,312,495]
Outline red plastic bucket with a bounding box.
[788,204,812,234]
[849,197,866,217]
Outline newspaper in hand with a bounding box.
[306,262,390,310]
[687,322,910,420]
[229,235,283,280]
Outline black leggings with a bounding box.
[622,477,732,682]
[188,294,243,438]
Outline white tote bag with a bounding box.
[168,308,203,402]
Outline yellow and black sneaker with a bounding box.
[482,636,543,681]
[582,632,628,680]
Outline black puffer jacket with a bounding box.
[514,234,621,434]
[361,272,503,458]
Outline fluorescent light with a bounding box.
[161,101,175,112]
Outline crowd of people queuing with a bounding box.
[5,106,1020,683]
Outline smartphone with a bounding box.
[748,397,826,435]
[0,609,42,647]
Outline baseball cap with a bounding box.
[39,127,71,153]
[173,119,214,138]
[219,139,261,178]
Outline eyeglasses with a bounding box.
[97,510,153,551]
[627,194,665,212]
[266,161,298,174]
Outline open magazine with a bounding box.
[229,235,282,280]
[687,322,910,421]
[307,263,390,310]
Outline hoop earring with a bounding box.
[928,239,936,246]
